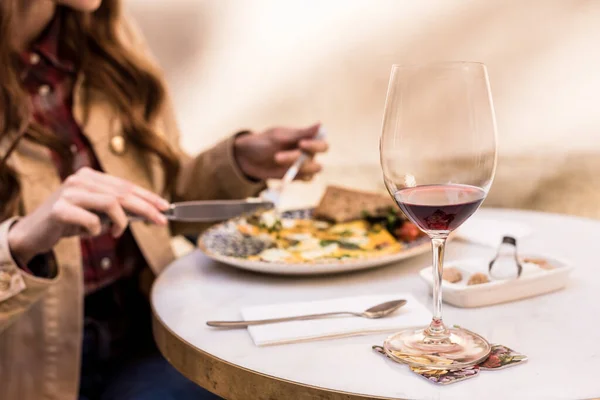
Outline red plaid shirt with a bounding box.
[19,14,145,294]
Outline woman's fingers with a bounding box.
[273,123,321,146]
[50,198,103,237]
[73,178,167,226]
[61,189,129,237]
[298,174,315,182]
[274,138,328,166]
[66,168,169,226]
[296,160,322,181]
[74,167,170,211]
[119,193,168,226]
[273,150,322,180]
[299,139,328,155]
[274,149,303,166]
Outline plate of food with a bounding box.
[198,186,430,275]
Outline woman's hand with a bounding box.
[7,167,170,265]
[233,123,329,181]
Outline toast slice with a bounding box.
[313,185,400,223]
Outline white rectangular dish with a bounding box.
[419,255,574,308]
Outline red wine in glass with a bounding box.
[394,184,485,234]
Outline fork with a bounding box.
[261,126,327,209]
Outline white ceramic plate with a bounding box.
[198,209,430,275]
[419,255,574,308]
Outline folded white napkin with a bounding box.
[241,293,431,346]
[456,218,532,248]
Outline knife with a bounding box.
[99,199,274,224]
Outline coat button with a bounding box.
[38,85,51,96]
[110,135,126,155]
[30,53,41,65]
[100,257,112,271]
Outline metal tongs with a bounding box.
[488,236,523,279]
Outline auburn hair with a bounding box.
[0,0,179,219]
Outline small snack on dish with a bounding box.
[467,272,490,285]
[443,267,463,283]
[522,257,554,270]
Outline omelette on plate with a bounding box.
[234,186,424,264]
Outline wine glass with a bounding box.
[380,62,498,369]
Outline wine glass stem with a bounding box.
[427,236,449,338]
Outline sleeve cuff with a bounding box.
[0,218,27,303]
[213,134,267,199]
[22,253,58,279]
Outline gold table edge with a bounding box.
[151,309,405,400]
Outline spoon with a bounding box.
[206,299,407,329]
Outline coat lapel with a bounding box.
[73,80,166,194]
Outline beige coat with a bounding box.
[0,18,262,400]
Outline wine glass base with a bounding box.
[383,326,491,369]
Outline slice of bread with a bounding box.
[313,185,400,222]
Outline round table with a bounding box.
[151,209,600,400]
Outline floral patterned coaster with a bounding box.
[410,365,480,385]
[372,344,527,385]
[478,344,528,370]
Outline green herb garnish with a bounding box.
[319,239,360,250]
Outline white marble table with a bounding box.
[151,208,600,400]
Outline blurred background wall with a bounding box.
[126,0,600,217]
